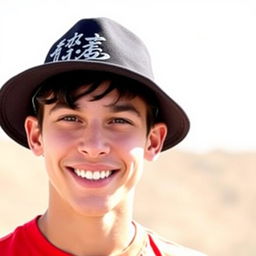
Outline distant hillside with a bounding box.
[0,140,255,256]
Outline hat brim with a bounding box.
[0,60,189,151]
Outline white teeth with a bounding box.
[74,169,112,180]
[101,170,110,179]
[93,171,100,180]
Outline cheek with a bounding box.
[115,135,146,176]
[111,132,148,172]
[42,126,78,151]
[123,147,145,192]
[129,147,145,173]
[112,131,147,151]
[40,129,78,174]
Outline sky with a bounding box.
[0,0,255,152]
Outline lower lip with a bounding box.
[67,168,118,189]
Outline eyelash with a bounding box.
[60,115,80,122]
[109,118,132,125]
[58,116,133,126]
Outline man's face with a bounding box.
[25,81,167,216]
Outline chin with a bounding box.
[70,197,117,217]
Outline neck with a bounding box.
[38,187,136,256]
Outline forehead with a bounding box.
[74,80,114,99]
[44,80,148,117]
[75,81,148,112]
[73,80,148,107]
[34,74,156,121]
[35,71,156,106]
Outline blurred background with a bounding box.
[0,1,256,255]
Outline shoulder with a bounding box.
[0,217,38,254]
[145,228,207,256]
[0,225,24,254]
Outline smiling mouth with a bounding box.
[73,169,116,181]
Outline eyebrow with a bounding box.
[48,102,141,117]
[49,103,74,115]
[108,103,141,117]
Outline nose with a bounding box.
[77,123,110,158]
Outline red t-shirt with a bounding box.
[0,217,205,256]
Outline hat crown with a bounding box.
[45,18,154,79]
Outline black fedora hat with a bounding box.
[0,17,189,151]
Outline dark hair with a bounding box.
[32,71,159,134]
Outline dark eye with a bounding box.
[61,115,80,122]
[110,118,131,124]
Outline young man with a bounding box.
[0,18,205,255]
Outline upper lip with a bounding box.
[66,163,120,172]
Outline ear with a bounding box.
[144,123,167,161]
[24,116,43,156]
